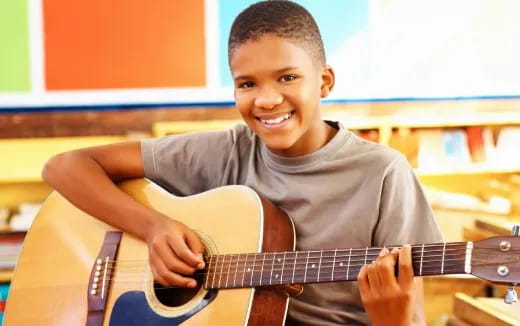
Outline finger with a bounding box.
[184,230,206,269]
[398,244,414,289]
[378,247,389,257]
[375,248,399,288]
[366,260,382,295]
[153,255,198,288]
[153,239,196,275]
[169,234,204,269]
[357,264,370,295]
[150,263,168,287]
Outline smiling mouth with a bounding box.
[256,111,294,126]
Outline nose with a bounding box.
[254,85,283,109]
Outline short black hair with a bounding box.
[228,0,326,66]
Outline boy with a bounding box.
[43,1,443,325]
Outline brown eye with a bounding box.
[238,81,255,89]
[280,75,297,82]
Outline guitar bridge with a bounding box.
[86,231,123,326]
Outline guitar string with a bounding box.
[97,264,519,291]
[104,254,471,274]
[100,244,515,266]
[100,250,518,274]
[100,257,470,281]
[103,266,474,290]
[100,258,518,284]
[100,247,505,270]
[100,253,470,274]
[100,244,471,266]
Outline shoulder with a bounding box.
[345,130,408,174]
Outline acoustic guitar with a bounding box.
[4,179,520,325]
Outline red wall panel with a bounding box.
[44,0,206,90]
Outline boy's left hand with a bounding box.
[357,245,416,326]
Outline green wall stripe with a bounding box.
[0,0,30,92]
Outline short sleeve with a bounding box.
[374,156,444,247]
[140,128,238,196]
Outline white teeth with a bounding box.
[260,112,292,125]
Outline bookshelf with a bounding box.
[0,136,128,281]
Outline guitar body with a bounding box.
[5,179,296,326]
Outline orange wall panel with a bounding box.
[44,0,205,90]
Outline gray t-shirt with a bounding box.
[141,121,443,325]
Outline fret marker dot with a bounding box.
[339,263,344,267]
[247,268,251,272]
[275,274,279,278]
[277,258,281,262]
[312,264,316,268]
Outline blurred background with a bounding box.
[1,0,519,325]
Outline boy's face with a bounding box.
[230,35,334,157]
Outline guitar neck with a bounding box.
[204,241,473,289]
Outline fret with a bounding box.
[268,252,274,285]
[291,251,297,283]
[275,252,283,283]
[233,254,240,288]
[260,252,266,286]
[252,253,265,285]
[317,249,323,282]
[205,255,214,289]
[419,244,425,276]
[346,248,352,281]
[225,255,233,288]
[211,255,218,289]
[441,242,446,274]
[218,255,225,288]
[303,251,310,283]
[241,253,248,287]
[331,249,337,281]
[280,251,287,284]
[364,247,368,265]
[250,254,257,286]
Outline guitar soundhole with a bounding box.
[153,272,205,307]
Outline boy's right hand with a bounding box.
[146,216,205,288]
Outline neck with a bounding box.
[203,241,472,289]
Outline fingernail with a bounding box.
[379,248,389,256]
[197,253,205,269]
[391,247,399,253]
[187,280,196,288]
[403,244,411,249]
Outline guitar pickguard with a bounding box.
[109,290,218,325]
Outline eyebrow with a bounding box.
[233,66,299,81]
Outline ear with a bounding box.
[320,65,335,98]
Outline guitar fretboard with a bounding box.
[203,242,472,289]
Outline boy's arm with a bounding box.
[42,142,205,287]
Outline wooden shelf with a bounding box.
[0,270,13,283]
[453,293,520,326]
[324,110,520,129]
[416,166,520,177]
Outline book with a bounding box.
[466,126,486,163]
[416,128,448,172]
[443,129,472,170]
[494,127,520,169]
